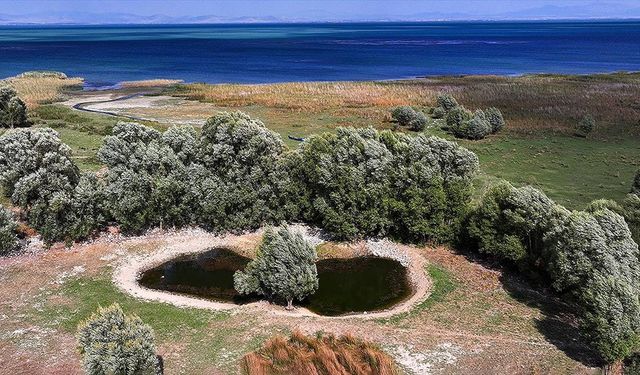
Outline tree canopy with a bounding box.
[234,227,318,309]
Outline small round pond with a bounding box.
[138,247,413,316]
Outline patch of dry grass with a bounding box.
[243,330,399,375]
[174,81,436,111]
[2,73,83,107]
[120,79,184,88]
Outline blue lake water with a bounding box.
[0,21,639,87]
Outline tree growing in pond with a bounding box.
[77,303,159,375]
[234,227,318,309]
[0,87,28,128]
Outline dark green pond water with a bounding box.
[138,247,412,316]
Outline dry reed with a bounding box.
[242,330,399,375]
[2,75,83,108]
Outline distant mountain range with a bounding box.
[1,3,639,25]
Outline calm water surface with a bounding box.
[138,247,412,316]
[1,21,639,87]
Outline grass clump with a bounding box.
[243,330,399,375]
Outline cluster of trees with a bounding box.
[391,106,428,131]
[234,226,318,309]
[77,303,160,375]
[0,86,28,128]
[390,94,505,140]
[0,128,102,245]
[466,181,640,367]
[445,105,505,140]
[290,127,478,241]
[0,112,478,245]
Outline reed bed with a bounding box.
[242,330,399,375]
[177,73,640,137]
[120,79,184,88]
[175,81,437,111]
[3,73,83,108]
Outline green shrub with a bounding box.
[485,107,505,133]
[431,106,446,119]
[409,111,428,131]
[77,303,158,375]
[576,114,595,137]
[467,182,561,269]
[391,106,417,126]
[452,110,491,140]
[446,106,472,129]
[0,86,28,128]
[546,208,640,364]
[436,93,458,112]
[0,206,18,255]
[234,227,318,309]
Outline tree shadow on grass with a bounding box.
[499,272,601,368]
[450,246,601,368]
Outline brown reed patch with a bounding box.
[174,81,437,111]
[120,79,184,88]
[2,74,84,108]
[242,330,399,375]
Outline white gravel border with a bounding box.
[113,226,431,319]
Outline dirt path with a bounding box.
[71,93,151,121]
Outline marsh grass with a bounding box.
[2,73,83,107]
[120,79,184,88]
[176,73,640,138]
[171,81,436,111]
[243,330,399,375]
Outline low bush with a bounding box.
[291,127,478,241]
[0,206,18,255]
[0,128,103,245]
[452,110,491,140]
[243,330,399,375]
[576,114,595,137]
[431,106,446,119]
[77,303,159,375]
[446,106,472,129]
[234,227,318,309]
[436,93,459,112]
[391,105,416,126]
[409,111,428,131]
[485,107,505,133]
